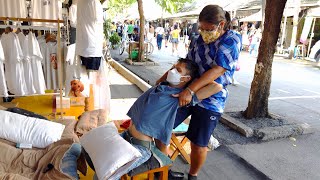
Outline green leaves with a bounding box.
[154,0,193,14]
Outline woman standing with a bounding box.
[170,24,180,55]
[156,5,241,180]
[155,24,164,50]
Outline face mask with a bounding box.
[166,68,190,85]
[200,25,220,44]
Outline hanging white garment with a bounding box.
[94,58,111,113]
[45,42,59,90]
[1,32,27,96]
[37,36,47,78]
[0,0,27,18]
[76,0,104,57]
[18,32,36,94]
[31,0,63,28]
[26,33,46,94]
[0,40,8,97]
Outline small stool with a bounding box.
[170,132,191,164]
[121,165,169,180]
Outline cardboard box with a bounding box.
[70,97,85,106]
[56,97,70,109]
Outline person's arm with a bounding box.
[177,65,226,107]
[195,81,223,100]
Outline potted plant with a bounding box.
[109,33,121,49]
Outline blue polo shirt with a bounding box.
[187,30,241,113]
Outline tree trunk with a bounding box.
[244,0,287,119]
[137,0,145,62]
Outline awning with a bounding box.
[239,10,262,22]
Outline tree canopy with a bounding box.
[154,0,193,14]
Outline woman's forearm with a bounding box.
[189,65,226,92]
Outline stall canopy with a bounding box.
[239,10,262,22]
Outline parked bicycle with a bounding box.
[118,36,154,57]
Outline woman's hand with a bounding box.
[172,89,192,107]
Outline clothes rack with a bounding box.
[0,16,65,119]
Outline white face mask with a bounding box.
[166,68,190,85]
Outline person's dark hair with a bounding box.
[174,25,178,30]
[178,58,199,80]
[199,5,231,31]
[191,23,199,34]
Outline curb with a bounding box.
[108,59,151,92]
[220,114,254,138]
[221,112,316,141]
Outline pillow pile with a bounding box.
[0,110,65,148]
[76,109,109,136]
[80,122,141,180]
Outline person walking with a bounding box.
[156,5,241,180]
[155,24,164,50]
[170,24,180,55]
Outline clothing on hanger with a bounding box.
[0,0,27,18]
[0,39,8,97]
[31,0,63,28]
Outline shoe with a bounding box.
[188,174,197,180]
[168,169,184,179]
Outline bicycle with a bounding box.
[119,36,154,57]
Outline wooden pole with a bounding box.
[57,19,63,119]
[307,17,316,57]
[0,17,64,23]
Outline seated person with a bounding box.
[132,27,140,42]
[84,58,222,178]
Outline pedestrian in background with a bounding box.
[155,24,164,50]
[231,18,241,86]
[170,24,180,55]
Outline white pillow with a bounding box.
[0,110,65,148]
[80,122,142,180]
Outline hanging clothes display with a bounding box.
[26,32,46,94]
[31,0,63,28]
[76,0,104,59]
[0,40,8,97]
[44,41,59,90]
[0,0,27,19]
[1,32,27,96]
[17,32,36,94]
[37,35,47,78]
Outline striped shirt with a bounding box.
[188,30,241,113]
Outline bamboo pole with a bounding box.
[307,17,316,57]
[0,17,64,23]
[57,19,63,119]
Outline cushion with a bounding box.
[76,109,108,136]
[55,118,79,142]
[0,110,65,148]
[80,122,142,180]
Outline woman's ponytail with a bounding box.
[224,11,231,31]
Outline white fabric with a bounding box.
[80,123,142,180]
[26,33,47,94]
[0,41,8,97]
[0,110,65,148]
[44,42,59,90]
[69,4,77,28]
[31,0,63,28]
[76,0,104,57]
[94,58,111,111]
[0,0,27,18]
[155,27,164,35]
[18,32,37,94]
[1,32,27,95]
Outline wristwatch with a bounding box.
[186,87,195,96]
